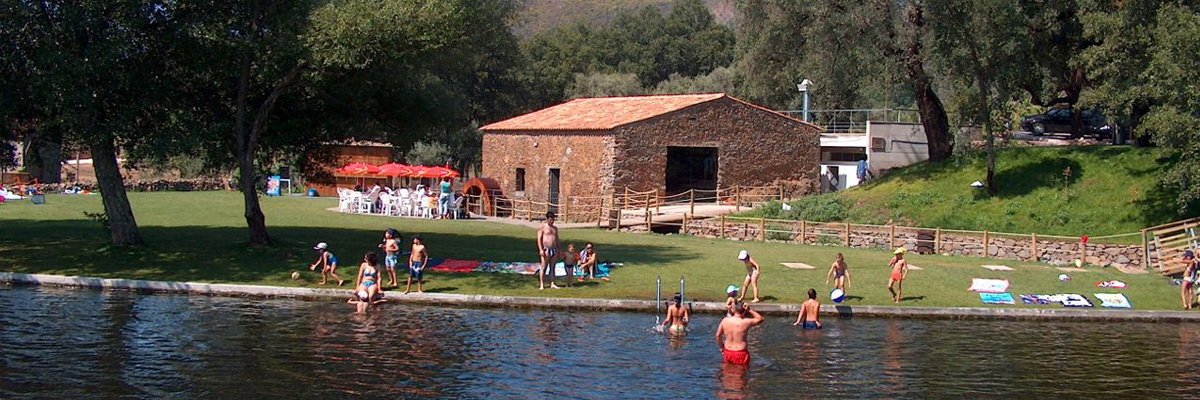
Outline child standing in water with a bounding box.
[379,229,401,287]
[406,235,429,294]
[661,294,690,335]
[793,288,822,329]
[825,253,850,294]
[308,242,344,286]
[725,285,739,316]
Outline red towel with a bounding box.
[431,259,481,273]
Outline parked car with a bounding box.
[1020,108,1112,137]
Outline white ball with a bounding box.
[290,271,300,280]
[1058,274,1070,282]
[830,288,845,303]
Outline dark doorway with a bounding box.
[548,168,560,214]
[666,147,718,195]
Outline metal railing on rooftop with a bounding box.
[780,108,921,133]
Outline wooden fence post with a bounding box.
[935,228,942,254]
[597,198,605,227]
[844,222,851,246]
[1141,229,1149,270]
[1031,233,1038,261]
[889,224,896,248]
[779,186,785,201]
[983,230,990,257]
[644,194,651,227]
[491,195,497,217]
[682,213,689,233]
[655,191,660,214]
[800,220,807,243]
[720,215,726,239]
[562,202,569,224]
[689,190,695,216]
[616,203,622,231]
[760,217,766,241]
[735,185,741,212]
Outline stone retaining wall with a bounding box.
[27,179,229,193]
[682,219,1143,268]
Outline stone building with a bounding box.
[480,93,821,206]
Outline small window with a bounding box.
[871,138,887,152]
[515,168,526,192]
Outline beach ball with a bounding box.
[1058,274,1070,282]
[358,290,369,300]
[290,271,300,280]
[830,288,845,303]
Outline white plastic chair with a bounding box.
[449,194,465,219]
[337,188,351,212]
[354,191,372,214]
[379,193,394,215]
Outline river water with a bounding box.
[2,285,1198,399]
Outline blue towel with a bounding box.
[980,292,1015,305]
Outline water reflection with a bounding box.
[3,286,1200,399]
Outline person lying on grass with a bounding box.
[308,242,344,286]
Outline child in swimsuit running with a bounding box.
[405,235,429,294]
[308,242,344,286]
[825,253,850,295]
[661,294,690,334]
[792,288,822,329]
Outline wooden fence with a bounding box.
[461,185,784,225]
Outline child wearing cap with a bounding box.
[1182,249,1197,309]
[725,285,739,316]
[887,248,909,303]
[308,242,344,286]
[737,250,762,303]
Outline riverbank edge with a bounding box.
[3,272,1196,322]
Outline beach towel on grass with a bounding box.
[431,259,482,273]
[968,278,1010,293]
[980,292,1015,305]
[1094,293,1132,308]
[573,262,621,278]
[1048,294,1093,307]
[1095,280,1128,289]
[1020,294,1055,305]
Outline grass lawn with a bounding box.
[742,146,1194,243]
[0,191,1188,311]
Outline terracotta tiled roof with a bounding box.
[481,93,729,131]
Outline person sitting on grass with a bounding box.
[825,253,850,295]
[308,242,344,286]
[793,288,822,330]
[576,242,606,282]
[406,235,429,294]
[351,253,383,313]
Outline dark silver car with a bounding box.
[1020,108,1112,137]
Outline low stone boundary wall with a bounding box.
[683,219,1143,268]
[30,179,229,193]
[2,272,1193,322]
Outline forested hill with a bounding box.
[514,0,736,36]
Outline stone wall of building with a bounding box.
[610,97,821,195]
[682,219,1144,268]
[481,132,615,204]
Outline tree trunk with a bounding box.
[237,153,271,245]
[90,136,143,246]
[963,28,996,196]
[901,1,953,161]
[21,129,63,183]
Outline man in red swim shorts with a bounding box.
[716,302,763,365]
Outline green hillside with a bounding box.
[747,146,1194,239]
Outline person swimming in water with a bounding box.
[352,252,382,313]
[716,302,763,365]
[793,288,822,329]
[661,293,690,335]
[825,253,849,295]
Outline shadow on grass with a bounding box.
[0,219,695,290]
[900,296,926,302]
[992,157,1083,198]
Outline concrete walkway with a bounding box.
[3,272,1198,322]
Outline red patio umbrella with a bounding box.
[407,165,435,178]
[339,162,380,175]
[426,166,460,178]
[376,163,413,177]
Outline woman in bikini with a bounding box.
[352,253,382,313]
[661,294,690,335]
[825,253,849,295]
